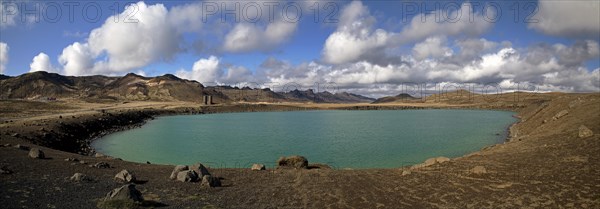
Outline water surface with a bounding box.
[92,109,516,168]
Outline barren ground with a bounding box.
[1,92,599,208]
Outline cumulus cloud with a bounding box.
[321,1,392,64]
[412,36,452,60]
[175,55,255,85]
[267,39,600,96]
[176,56,221,84]
[29,53,57,73]
[58,1,205,75]
[223,20,297,53]
[0,42,8,74]
[397,3,493,43]
[321,1,493,65]
[58,42,95,76]
[529,0,600,38]
[87,2,181,73]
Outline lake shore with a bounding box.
[1,92,599,208]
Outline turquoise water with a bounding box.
[92,109,517,168]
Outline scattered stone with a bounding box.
[114,170,136,183]
[277,155,308,169]
[470,166,487,174]
[1,166,13,174]
[104,184,144,202]
[94,153,105,158]
[401,170,411,176]
[10,133,20,138]
[170,165,189,180]
[79,160,87,164]
[92,162,110,168]
[3,143,11,147]
[64,158,79,162]
[251,164,266,171]
[13,144,29,150]
[201,175,221,187]
[552,110,569,120]
[190,163,211,177]
[146,161,151,164]
[70,173,92,182]
[28,148,45,159]
[176,170,199,182]
[578,125,594,138]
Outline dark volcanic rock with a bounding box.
[201,175,221,187]
[91,162,110,168]
[277,155,308,169]
[190,163,211,177]
[104,184,144,202]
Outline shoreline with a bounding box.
[89,108,520,168]
[2,93,599,208]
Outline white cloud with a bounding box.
[223,20,297,53]
[58,1,207,75]
[176,56,222,84]
[397,3,493,43]
[87,2,180,73]
[58,42,95,76]
[529,0,600,38]
[0,42,8,74]
[322,1,391,64]
[266,39,600,96]
[176,55,258,85]
[321,1,493,65]
[412,36,453,60]
[29,52,57,73]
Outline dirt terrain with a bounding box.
[0,92,599,208]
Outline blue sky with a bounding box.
[0,0,599,96]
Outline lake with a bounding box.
[92,109,517,168]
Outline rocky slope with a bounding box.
[0,72,374,103]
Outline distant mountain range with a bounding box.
[0,71,375,103]
[372,93,420,103]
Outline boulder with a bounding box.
[114,169,136,183]
[251,164,266,171]
[578,125,594,138]
[277,155,308,169]
[401,170,411,176]
[94,153,105,158]
[70,173,92,182]
[190,163,211,177]
[170,165,189,180]
[104,184,144,202]
[201,175,221,187]
[28,148,45,159]
[92,162,110,168]
[176,170,199,182]
[470,166,487,174]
